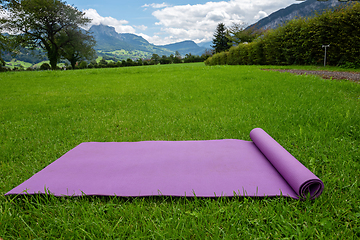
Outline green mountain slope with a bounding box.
[248,0,348,30]
[90,24,207,59]
[158,40,207,56]
[90,24,173,59]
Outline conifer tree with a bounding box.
[211,23,231,54]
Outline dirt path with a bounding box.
[262,69,360,82]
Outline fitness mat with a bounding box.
[5,128,324,200]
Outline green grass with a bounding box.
[96,49,152,61]
[5,60,67,70]
[1,63,359,239]
[5,59,33,69]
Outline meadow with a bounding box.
[1,63,359,239]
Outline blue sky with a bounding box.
[67,0,300,45]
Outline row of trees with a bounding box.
[0,0,96,70]
[3,51,211,72]
[68,53,210,70]
[207,3,360,67]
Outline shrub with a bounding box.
[248,40,264,65]
[13,65,25,71]
[40,63,51,70]
[99,58,108,68]
[227,46,241,65]
[79,61,88,69]
[206,3,360,67]
[238,44,250,65]
[149,60,157,65]
[160,56,171,64]
[136,59,143,66]
[0,66,10,72]
[173,57,182,64]
[204,57,212,66]
[125,59,135,67]
[107,62,117,68]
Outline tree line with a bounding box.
[5,51,211,71]
[58,52,210,70]
[208,2,360,68]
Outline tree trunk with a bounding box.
[71,59,76,70]
[47,46,59,70]
[49,58,58,70]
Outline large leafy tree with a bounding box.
[151,53,160,64]
[2,0,91,70]
[58,27,96,70]
[211,23,231,54]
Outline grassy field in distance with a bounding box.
[96,49,151,60]
[4,59,33,69]
[1,63,359,238]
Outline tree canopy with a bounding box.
[2,0,94,70]
[58,27,96,70]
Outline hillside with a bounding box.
[158,40,207,56]
[90,24,172,60]
[90,24,206,60]
[249,0,348,30]
[3,25,208,68]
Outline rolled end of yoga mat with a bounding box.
[250,128,324,200]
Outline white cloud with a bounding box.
[254,11,268,20]
[133,25,148,31]
[151,0,297,44]
[82,1,300,45]
[83,9,136,33]
[138,33,170,46]
[142,2,170,9]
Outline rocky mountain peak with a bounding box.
[89,24,119,38]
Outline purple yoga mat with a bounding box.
[5,128,324,200]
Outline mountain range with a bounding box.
[90,24,207,60]
[5,0,349,66]
[91,0,348,60]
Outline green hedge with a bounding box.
[205,3,360,67]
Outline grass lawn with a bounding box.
[1,63,359,239]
